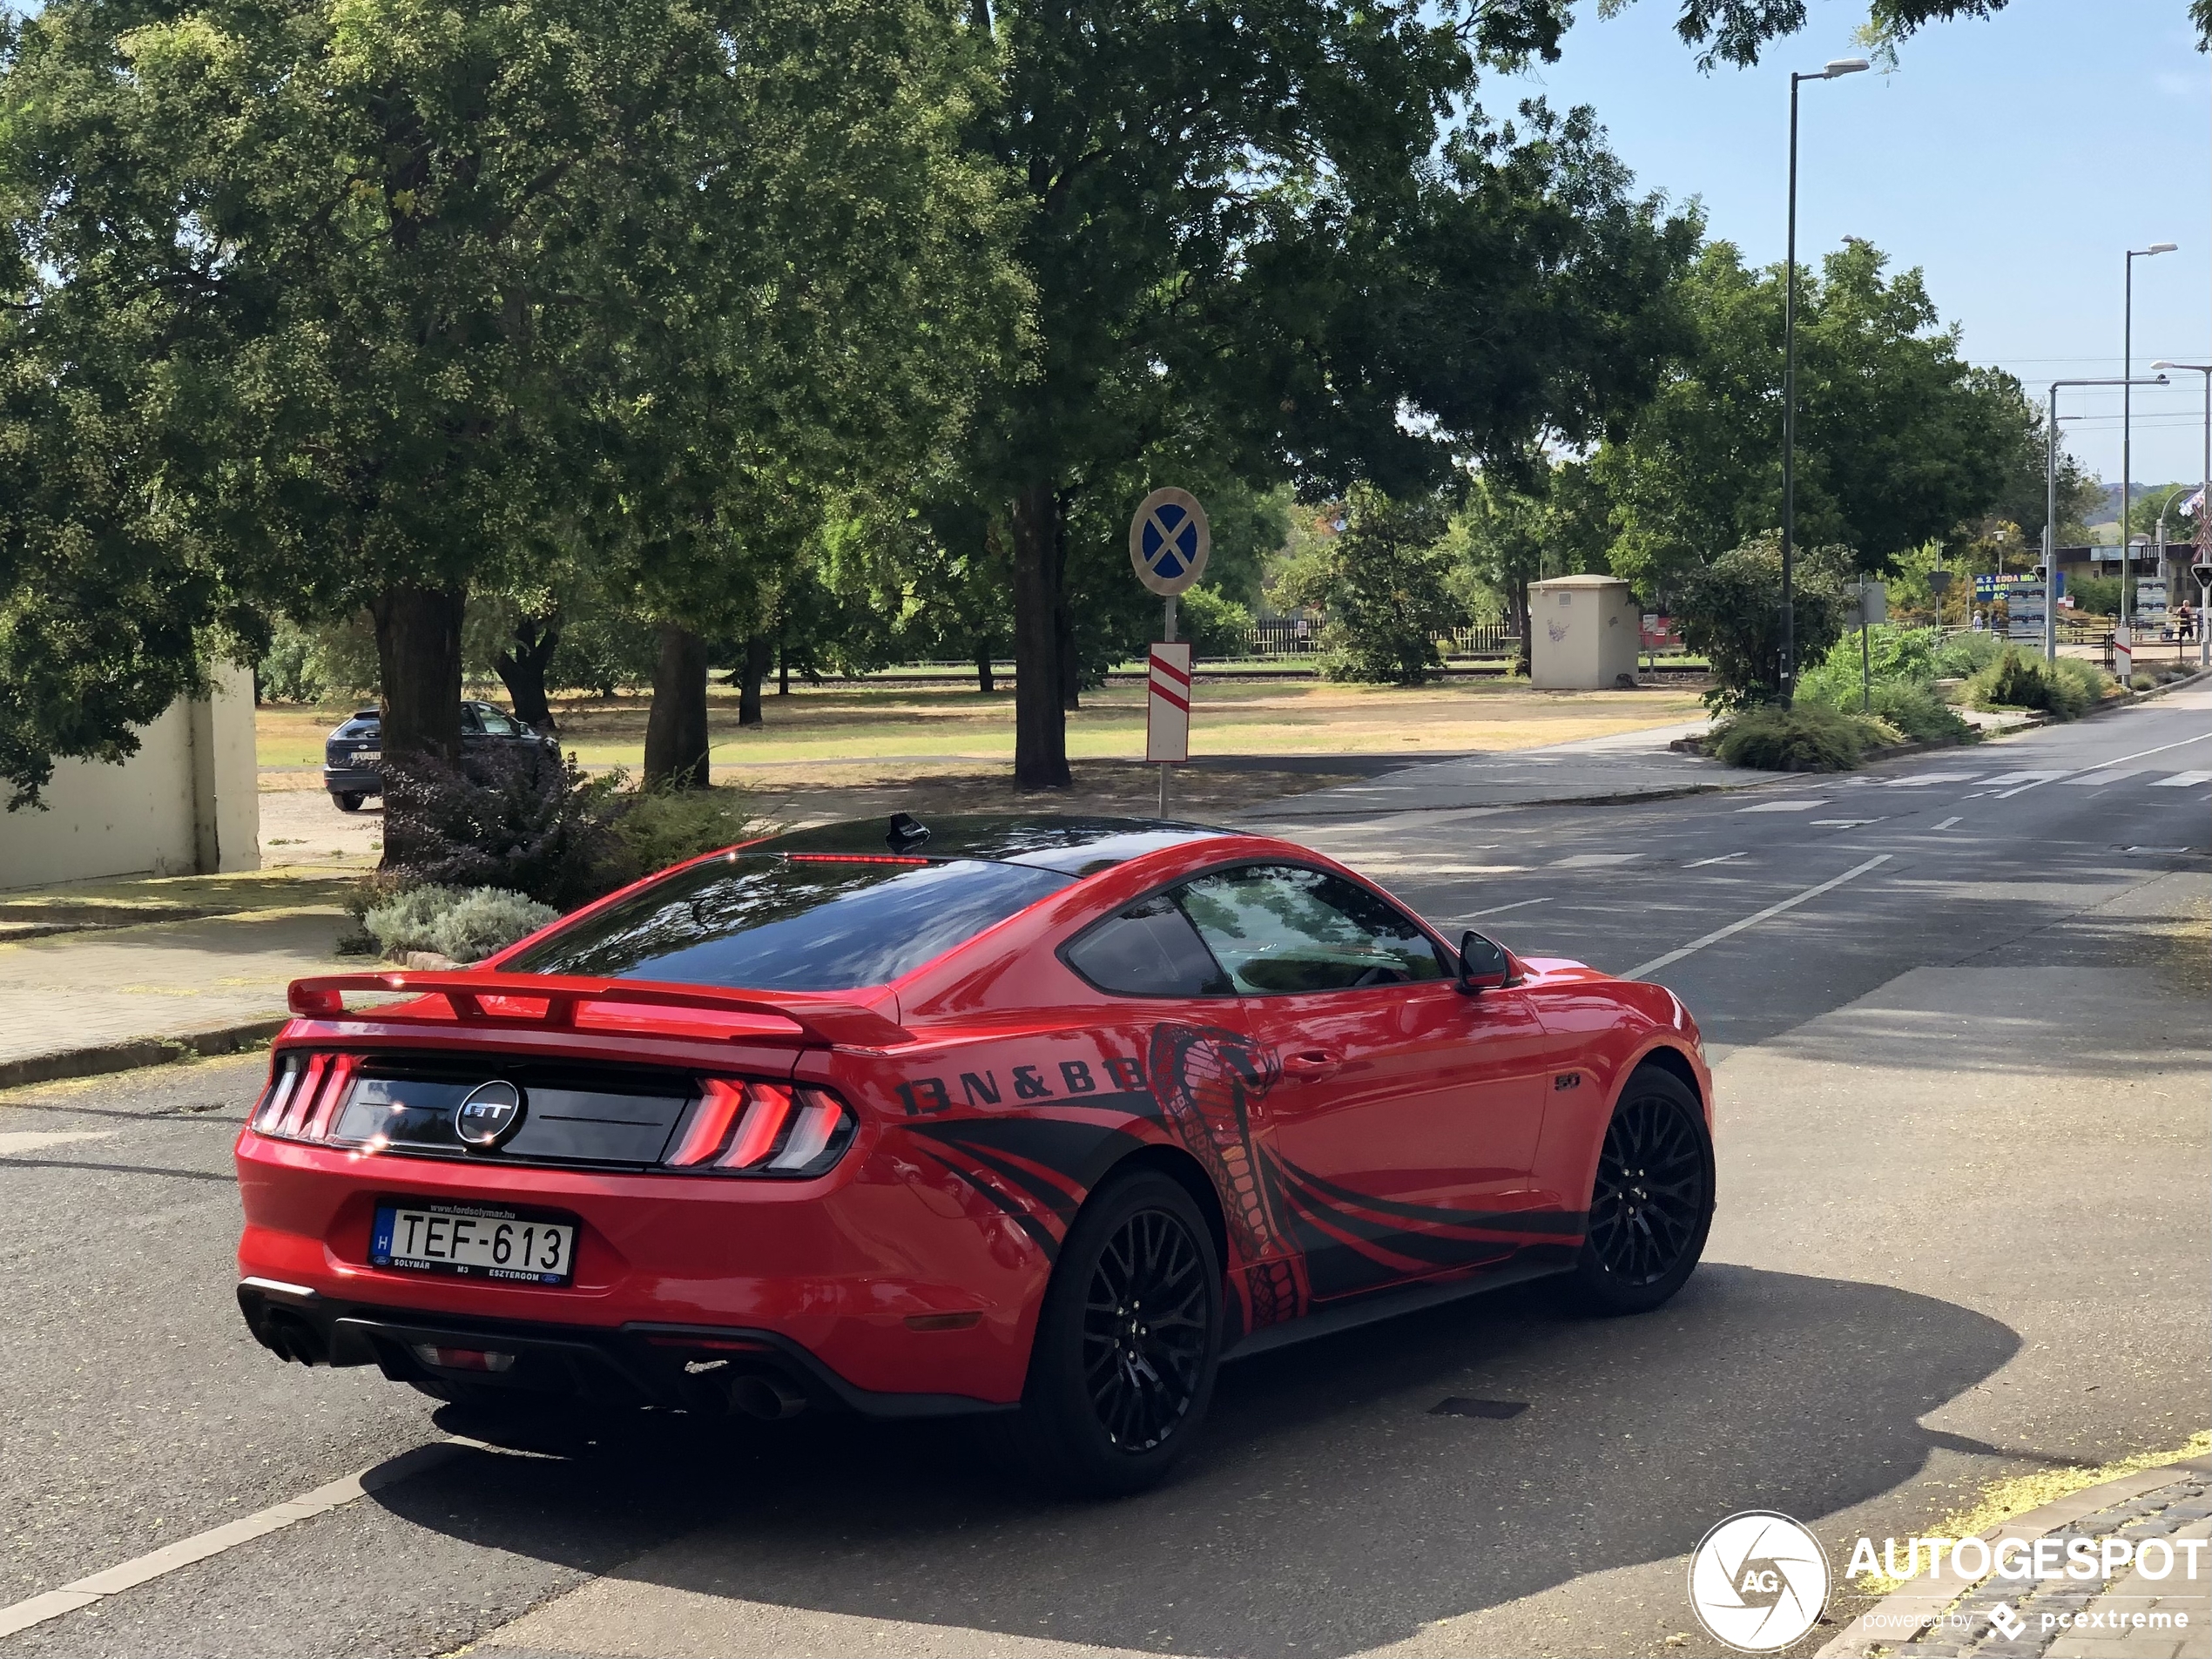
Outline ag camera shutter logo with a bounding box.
[1688,1510,1831,1652]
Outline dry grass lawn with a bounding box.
[258,677,1704,778]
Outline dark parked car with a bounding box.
[323,702,553,812]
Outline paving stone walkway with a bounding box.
[0,908,353,1082]
[1825,1460,2212,1659]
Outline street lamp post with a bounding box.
[1779,56,1869,706]
[2150,360,2211,665]
[2121,243,2177,635]
[2046,374,2168,664]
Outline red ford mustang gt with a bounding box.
[236,815,1713,1493]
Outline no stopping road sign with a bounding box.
[1130,488,1211,596]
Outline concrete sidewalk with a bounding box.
[0,907,354,1088]
[1240,718,1769,821]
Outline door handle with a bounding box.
[1284,1049,1342,1082]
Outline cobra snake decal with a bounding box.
[1146,1022,1308,1332]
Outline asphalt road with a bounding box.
[1,691,2205,1659]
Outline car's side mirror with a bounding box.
[1458,930,1511,995]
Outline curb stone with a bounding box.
[1817,1454,2212,1659]
[0,1018,289,1094]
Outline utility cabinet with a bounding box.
[1527,575,1642,690]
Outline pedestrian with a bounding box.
[2175,598,2196,643]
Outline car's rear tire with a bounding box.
[996,1169,1223,1497]
[332,792,365,813]
[1565,1066,1713,1316]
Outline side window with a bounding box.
[1177,865,1448,995]
[459,705,484,735]
[1063,894,1231,997]
[477,707,520,737]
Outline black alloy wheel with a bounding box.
[333,792,365,813]
[1568,1068,1712,1314]
[997,1169,1222,1495]
[1082,1205,1211,1453]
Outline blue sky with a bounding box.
[1507,0,2212,489]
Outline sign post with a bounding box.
[2195,559,2211,667]
[1129,487,1211,817]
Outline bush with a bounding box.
[605,782,753,886]
[363,884,557,964]
[1673,535,1853,711]
[1711,704,1878,772]
[1932,630,2002,678]
[1174,585,1255,662]
[1965,648,2108,720]
[384,745,624,908]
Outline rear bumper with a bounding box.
[322,765,381,794]
[233,1126,1045,1408]
[235,1278,1007,1418]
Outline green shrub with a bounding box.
[1174,586,1256,661]
[1932,631,2002,678]
[363,885,557,963]
[1864,680,1974,744]
[607,783,753,885]
[1966,648,2107,720]
[1712,704,1876,772]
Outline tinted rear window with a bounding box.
[1062,894,1229,997]
[504,855,1072,991]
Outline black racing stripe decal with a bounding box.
[1274,1171,1523,1274]
[1270,1150,1588,1237]
[909,1116,1150,1195]
[939,1141,1083,1227]
[1277,1190,1419,1300]
[916,1150,1061,1261]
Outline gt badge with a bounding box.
[455,1080,526,1149]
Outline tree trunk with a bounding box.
[644,623,711,789]
[493,613,563,735]
[1509,575,1533,678]
[369,582,467,869]
[1012,484,1070,787]
[737,633,772,727]
[777,633,790,697]
[974,640,995,695]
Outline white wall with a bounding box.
[0,661,261,889]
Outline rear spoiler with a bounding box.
[285,971,913,1050]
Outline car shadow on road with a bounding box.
[372,1264,2017,1658]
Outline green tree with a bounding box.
[1597,239,2027,593]
[1276,487,1462,685]
[964,0,1700,785]
[1674,534,1851,709]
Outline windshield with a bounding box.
[503,854,1074,992]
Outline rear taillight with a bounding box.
[252,1052,360,1144]
[663,1081,854,1178]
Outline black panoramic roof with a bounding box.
[745,814,1229,876]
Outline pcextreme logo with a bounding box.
[1688,1510,1832,1653]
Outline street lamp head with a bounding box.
[1823,57,1871,77]
[2136,242,2179,256]
[2154,360,2178,371]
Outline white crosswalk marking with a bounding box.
[1874,772,1984,787]
[2151,770,2212,788]
[1988,772,2069,798]
[1737,799,1828,813]
[2062,770,2142,786]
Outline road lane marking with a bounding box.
[1872,772,1984,787]
[2072,730,2212,773]
[1989,772,2069,799]
[1623,855,1892,981]
[1932,817,1963,831]
[0,1442,470,1641]
[0,1130,116,1157]
[2152,770,2212,787]
[1683,852,1747,867]
[1548,853,1642,867]
[1441,898,1553,921]
[1810,819,1883,827]
[2061,770,2141,786]
[1737,800,1828,813]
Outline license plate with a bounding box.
[354,750,381,764]
[370,1201,575,1285]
